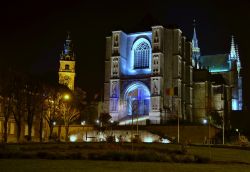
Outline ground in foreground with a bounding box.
[1,159,250,172]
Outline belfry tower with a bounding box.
[58,32,76,91]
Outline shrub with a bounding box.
[194,155,210,163]
[36,151,49,159]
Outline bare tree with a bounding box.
[11,74,26,142]
[59,94,80,142]
[42,84,70,141]
[63,105,79,142]
[0,69,15,142]
[43,87,61,140]
[23,78,46,142]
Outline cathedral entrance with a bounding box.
[124,82,150,117]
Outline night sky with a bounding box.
[1,1,250,106]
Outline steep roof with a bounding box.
[199,54,230,73]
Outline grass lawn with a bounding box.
[1,143,250,172]
[0,159,250,172]
[187,145,250,163]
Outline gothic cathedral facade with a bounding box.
[104,26,193,124]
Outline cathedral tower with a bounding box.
[58,33,76,91]
[192,20,200,68]
[229,35,242,110]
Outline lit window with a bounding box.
[134,42,150,69]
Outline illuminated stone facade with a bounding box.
[104,26,193,124]
[192,27,243,123]
[58,33,76,91]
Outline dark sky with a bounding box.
[1,1,250,104]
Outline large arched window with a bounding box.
[133,39,151,69]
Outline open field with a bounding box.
[0,159,250,172]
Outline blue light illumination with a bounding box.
[210,68,230,73]
[124,82,150,116]
[232,99,239,110]
[119,116,149,125]
[143,136,153,143]
[133,40,150,69]
[120,32,152,76]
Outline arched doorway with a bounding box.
[124,82,150,117]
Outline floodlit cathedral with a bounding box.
[103,25,243,125]
[104,26,193,124]
[58,33,76,91]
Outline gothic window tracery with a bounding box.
[134,41,150,69]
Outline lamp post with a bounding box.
[96,119,100,125]
[202,117,211,158]
[62,93,70,142]
[236,128,240,140]
[81,121,86,142]
[53,121,56,126]
[222,114,225,145]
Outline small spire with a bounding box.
[61,31,75,60]
[192,19,198,48]
[230,35,237,60]
[191,19,200,68]
[67,31,71,40]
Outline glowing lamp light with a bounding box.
[236,128,239,132]
[69,135,77,142]
[53,121,56,126]
[64,94,70,100]
[161,138,170,144]
[202,119,208,124]
[96,120,100,124]
[81,121,85,125]
[143,136,153,143]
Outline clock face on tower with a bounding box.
[64,76,70,85]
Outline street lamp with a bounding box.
[236,128,240,139]
[62,93,70,142]
[96,119,100,125]
[203,116,211,159]
[81,121,86,125]
[53,121,56,126]
[81,121,86,141]
[202,119,208,125]
[63,94,70,100]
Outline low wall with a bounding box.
[51,124,220,144]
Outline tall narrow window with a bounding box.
[134,41,150,69]
[65,64,69,70]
